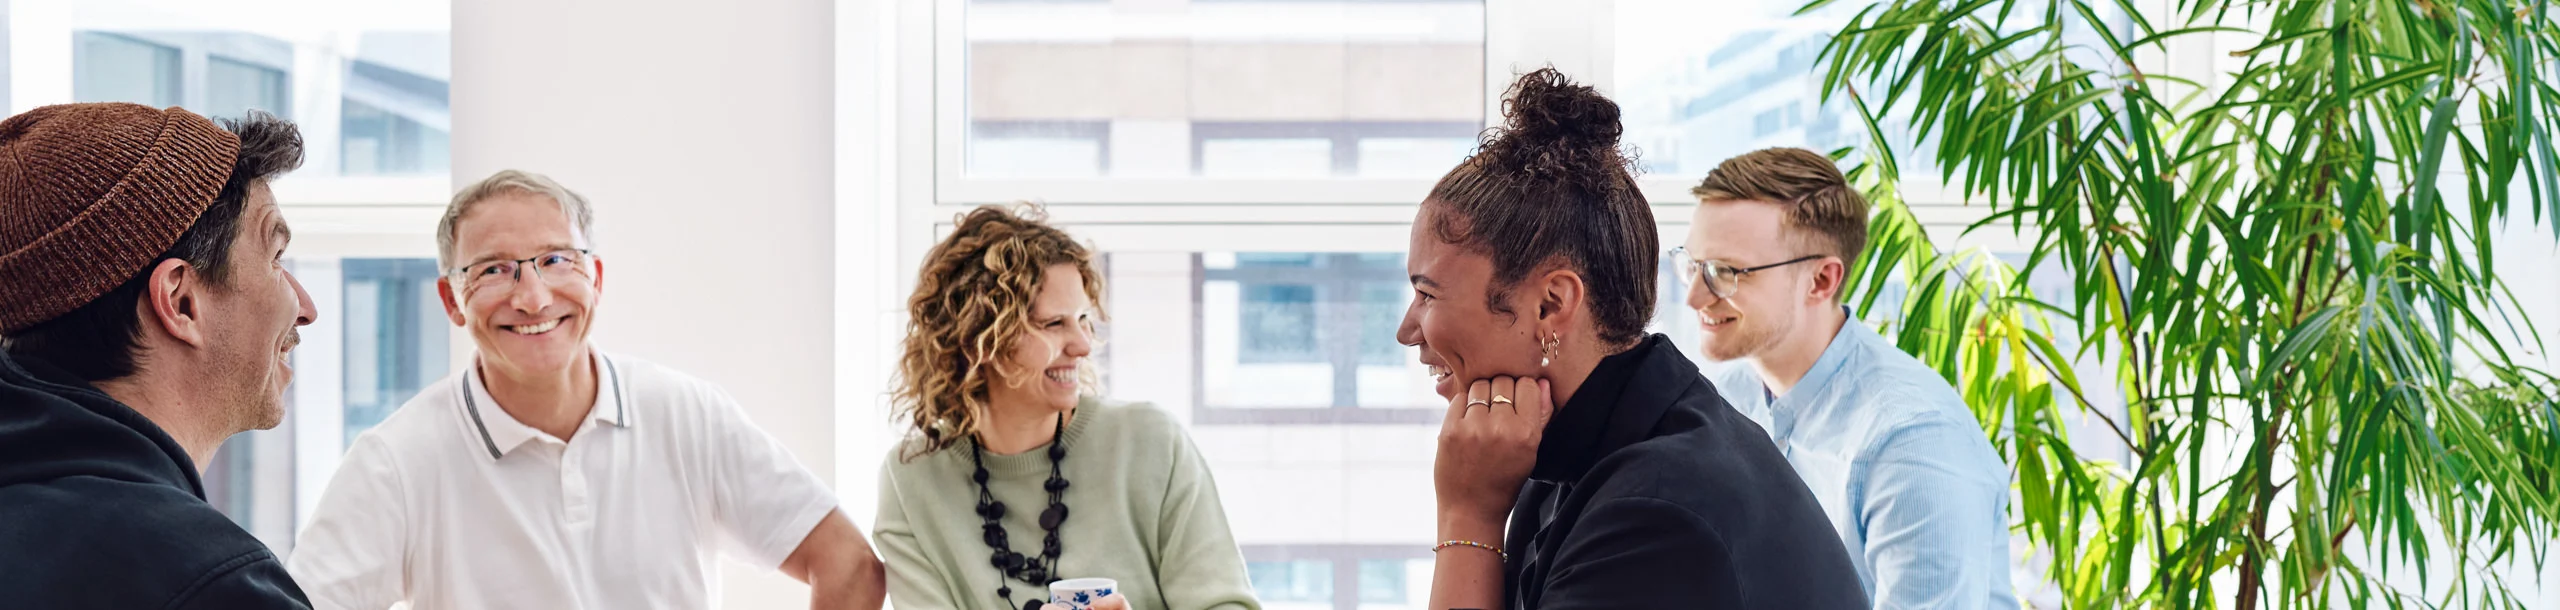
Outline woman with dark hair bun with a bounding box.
[1401,68,1868,608]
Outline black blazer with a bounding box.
[1502,335,1867,609]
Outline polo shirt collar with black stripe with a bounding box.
[459,352,630,459]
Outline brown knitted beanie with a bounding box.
[0,103,241,335]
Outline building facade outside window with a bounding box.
[73,32,182,108]
[340,259,451,446]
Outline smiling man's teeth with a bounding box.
[507,318,562,335]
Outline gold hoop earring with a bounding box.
[1540,333,1559,368]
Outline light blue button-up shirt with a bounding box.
[1706,309,2019,609]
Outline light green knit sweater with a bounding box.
[876,399,1260,610]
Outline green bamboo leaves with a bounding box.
[1819,0,2560,607]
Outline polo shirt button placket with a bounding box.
[562,441,593,527]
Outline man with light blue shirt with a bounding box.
[1675,148,2018,608]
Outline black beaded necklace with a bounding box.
[969,414,1071,610]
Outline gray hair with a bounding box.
[437,169,598,270]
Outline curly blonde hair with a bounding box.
[893,203,1107,459]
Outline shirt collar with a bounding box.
[1531,334,1688,483]
[459,350,630,460]
[1762,306,1870,441]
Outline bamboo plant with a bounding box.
[1814,0,2560,606]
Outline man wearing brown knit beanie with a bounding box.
[0,103,317,609]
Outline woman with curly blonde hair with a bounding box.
[873,204,1259,610]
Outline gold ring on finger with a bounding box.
[1491,395,1512,405]
[1467,398,1490,408]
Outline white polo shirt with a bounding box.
[288,350,837,610]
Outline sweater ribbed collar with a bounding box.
[969,396,1100,479]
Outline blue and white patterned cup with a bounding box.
[1047,578,1118,609]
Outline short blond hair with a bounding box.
[1691,148,1870,301]
[437,169,597,269]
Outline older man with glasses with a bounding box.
[287,170,887,610]
[1677,148,2019,609]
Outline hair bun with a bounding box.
[1501,67,1622,151]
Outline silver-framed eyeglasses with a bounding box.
[450,249,595,294]
[1671,247,1824,299]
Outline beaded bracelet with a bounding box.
[1432,539,1508,562]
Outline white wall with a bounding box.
[452,0,839,607]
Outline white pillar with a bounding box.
[454,0,838,607]
[834,0,900,553]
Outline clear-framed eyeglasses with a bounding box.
[450,249,595,295]
[1670,247,1825,299]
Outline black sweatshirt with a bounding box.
[0,350,311,609]
[1502,335,1869,609]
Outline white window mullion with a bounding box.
[929,0,970,208]
[292,34,354,176]
[836,0,907,530]
[895,0,942,308]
